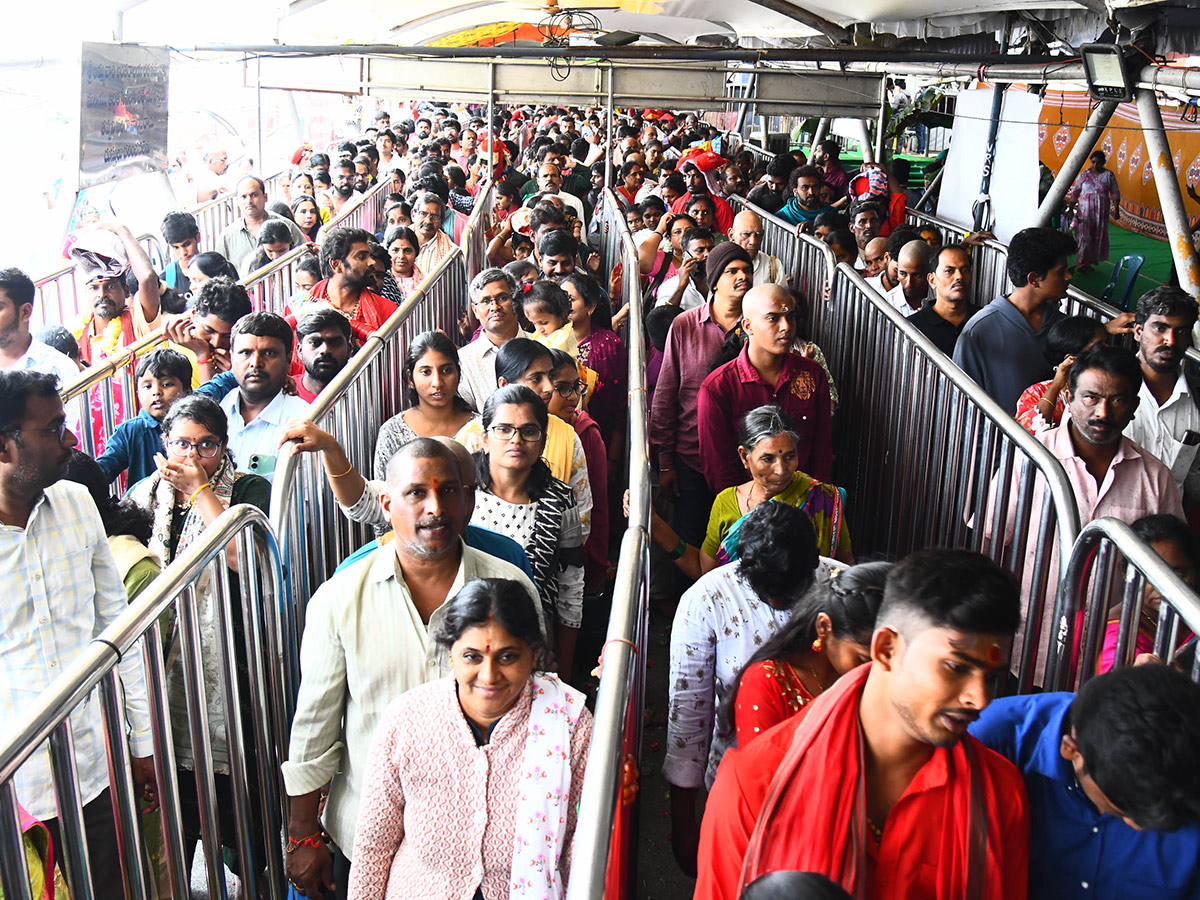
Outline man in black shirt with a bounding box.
[908,244,978,356]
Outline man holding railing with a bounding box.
[0,369,157,900]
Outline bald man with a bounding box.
[862,237,890,281]
[732,210,789,288]
[696,284,833,493]
[884,240,933,314]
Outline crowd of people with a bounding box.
[2,94,1199,900]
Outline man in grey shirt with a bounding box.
[216,176,305,268]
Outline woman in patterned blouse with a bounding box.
[349,578,592,900]
[717,561,889,748]
[472,385,585,678]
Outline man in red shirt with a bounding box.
[695,548,1030,900]
[697,283,833,492]
[294,309,352,403]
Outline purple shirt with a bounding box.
[650,302,731,472]
[578,328,627,441]
[823,165,849,197]
[697,346,834,493]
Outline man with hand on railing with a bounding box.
[0,370,158,900]
[1124,286,1200,512]
[970,664,1200,900]
[280,439,542,899]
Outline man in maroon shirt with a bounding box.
[649,242,752,545]
[697,284,833,493]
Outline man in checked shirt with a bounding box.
[0,370,157,900]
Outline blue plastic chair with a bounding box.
[1100,254,1145,311]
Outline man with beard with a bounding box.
[695,548,1030,900]
[289,226,396,347]
[1124,286,1200,506]
[281,439,541,899]
[71,223,163,366]
[328,161,361,217]
[908,244,978,356]
[218,312,310,482]
[0,370,157,900]
[848,199,883,257]
[778,165,830,230]
[294,310,352,403]
[457,268,530,413]
[670,159,735,235]
[811,138,849,198]
[698,284,833,492]
[216,176,305,267]
[412,192,457,272]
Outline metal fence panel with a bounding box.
[0,506,289,900]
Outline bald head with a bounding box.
[741,284,795,357]
[385,437,460,489]
[732,210,765,261]
[863,237,889,278]
[897,240,933,305]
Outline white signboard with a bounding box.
[937,88,1040,244]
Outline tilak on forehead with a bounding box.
[987,643,1004,665]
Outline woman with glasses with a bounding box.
[473,385,585,677]
[125,394,271,882]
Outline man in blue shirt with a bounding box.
[970,664,1200,900]
[953,226,1074,415]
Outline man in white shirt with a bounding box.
[216,176,305,267]
[730,210,789,288]
[458,269,529,412]
[1125,286,1200,504]
[883,239,934,314]
[0,370,155,900]
[218,312,310,481]
[0,268,82,433]
[282,438,539,897]
[523,162,586,222]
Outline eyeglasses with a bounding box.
[474,293,513,309]
[417,210,443,222]
[552,380,586,398]
[167,438,223,459]
[7,422,71,442]
[488,423,544,443]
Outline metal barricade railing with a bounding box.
[726,195,837,303]
[568,194,650,900]
[460,181,494,282]
[268,249,468,702]
[32,234,166,332]
[0,505,289,900]
[1052,517,1200,688]
[817,264,1082,691]
[240,178,394,316]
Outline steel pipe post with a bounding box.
[1136,88,1200,296]
[1035,100,1118,228]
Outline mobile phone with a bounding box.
[247,453,276,476]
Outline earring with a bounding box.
[812,638,823,652]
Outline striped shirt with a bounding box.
[281,540,541,856]
[0,482,153,819]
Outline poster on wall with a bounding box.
[938,88,1040,244]
[79,42,169,190]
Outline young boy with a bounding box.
[95,348,191,485]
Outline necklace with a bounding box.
[799,661,827,697]
[867,815,884,843]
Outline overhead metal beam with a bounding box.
[740,0,850,44]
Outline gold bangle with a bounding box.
[327,458,355,479]
[188,483,211,505]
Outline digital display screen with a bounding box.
[1088,51,1125,88]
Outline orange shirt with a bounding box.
[694,709,1030,900]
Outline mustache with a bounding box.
[416,516,449,530]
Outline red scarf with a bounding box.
[738,664,996,900]
[77,309,137,365]
[299,279,397,345]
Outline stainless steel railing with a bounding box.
[1051,517,1200,689]
[32,234,166,333]
[726,194,837,302]
[0,505,289,900]
[568,190,650,900]
[268,249,469,702]
[460,181,494,283]
[185,168,289,254]
[817,264,1083,691]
